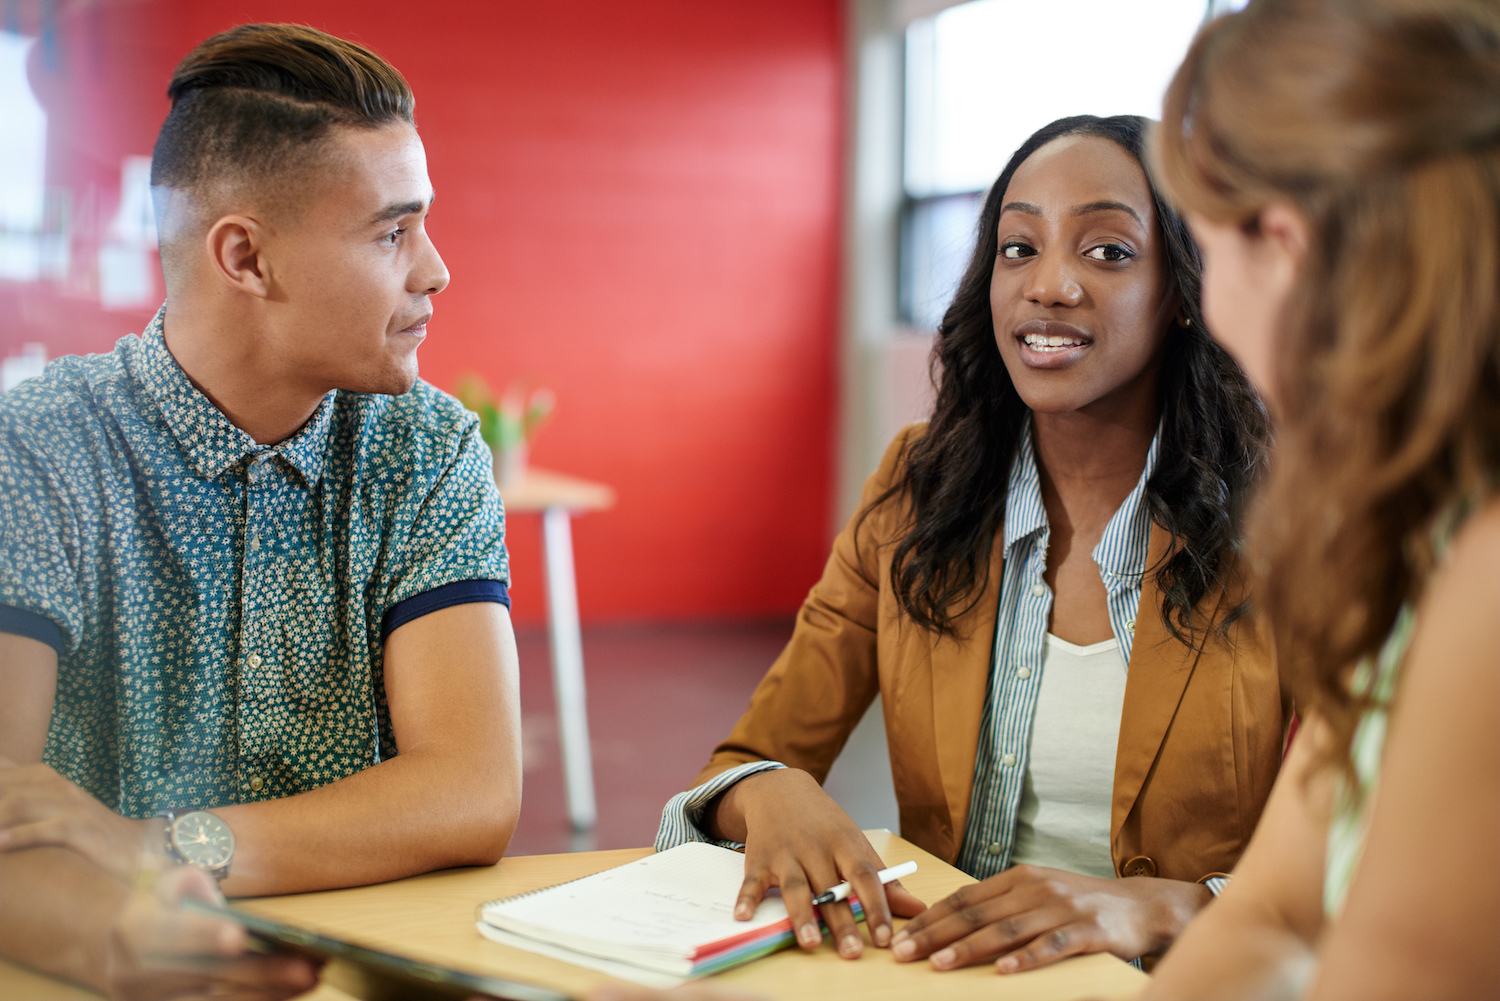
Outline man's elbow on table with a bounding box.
[448,762,522,867]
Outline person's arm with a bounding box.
[0,600,522,897]
[0,634,318,997]
[1141,714,1331,1001]
[1303,507,1500,1001]
[681,426,930,961]
[887,862,1212,973]
[209,599,522,895]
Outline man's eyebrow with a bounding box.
[1000,201,1043,216]
[1073,200,1144,225]
[369,192,435,225]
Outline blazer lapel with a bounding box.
[1111,522,1215,841]
[928,530,1006,858]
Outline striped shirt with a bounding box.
[658,422,1218,895]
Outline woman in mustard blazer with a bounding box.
[656,116,1285,975]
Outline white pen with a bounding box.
[810,860,918,906]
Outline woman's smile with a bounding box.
[1016,319,1094,368]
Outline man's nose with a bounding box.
[412,232,449,296]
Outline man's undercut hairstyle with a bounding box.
[150,23,414,200]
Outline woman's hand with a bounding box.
[105,865,321,1001]
[891,864,1210,973]
[0,760,158,879]
[709,768,926,960]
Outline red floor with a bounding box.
[508,620,794,855]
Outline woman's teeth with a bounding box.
[1023,333,1088,352]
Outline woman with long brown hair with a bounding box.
[1141,0,1500,997]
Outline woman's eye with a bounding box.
[1085,243,1133,262]
[999,242,1035,260]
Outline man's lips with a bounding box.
[1014,319,1092,368]
[395,315,431,337]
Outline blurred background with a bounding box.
[0,0,1243,854]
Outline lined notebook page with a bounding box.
[479,842,789,961]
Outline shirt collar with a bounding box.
[1001,414,1162,580]
[129,306,334,485]
[1003,418,1049,554]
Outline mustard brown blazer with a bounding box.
[694,423,1286,883]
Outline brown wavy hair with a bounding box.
[1153,0,1500,771]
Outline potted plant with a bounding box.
[455,375,555,487]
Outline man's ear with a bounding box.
[204,215,271,298]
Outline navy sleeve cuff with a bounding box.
[0,605,64,654]
[381,579,510,640]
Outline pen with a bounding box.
[810,860,918,906]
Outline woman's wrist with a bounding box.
[709,768,814,843]
[1137,877,1214,955]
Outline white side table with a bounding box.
[496,466,616,832]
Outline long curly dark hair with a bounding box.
[872,114,1267,642]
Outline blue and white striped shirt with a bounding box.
[954,423,1155,878]
[657,421,1226,897]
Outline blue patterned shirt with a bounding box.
[657,423,1211,896]
[0,309,510,818]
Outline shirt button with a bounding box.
[986,842,1003,856]
[1126,618,1136,632]
[249,774,264,792]
[247,653,262,669]
[1030,582,1046,598]
[1001,752,1018,767]
[249,534,261,551]
[1017,666,1032,680]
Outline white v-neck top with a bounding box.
[1008,632,1129,879]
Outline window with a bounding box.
[899,0,1216,330]
[0,31,47,282]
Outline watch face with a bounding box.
[171,811,235,870]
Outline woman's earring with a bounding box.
[1181,315,1194,327]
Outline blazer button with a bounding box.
[1121,855,1158,878]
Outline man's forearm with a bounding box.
[213,740,520,897]
[0,847,127,991]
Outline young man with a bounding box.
[0,24,521,996]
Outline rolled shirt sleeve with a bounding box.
[384,415,510,610]
[654,759,787,852]
[0,406,85,654]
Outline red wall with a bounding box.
[1,0,843,625]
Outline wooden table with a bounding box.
[0,832,1146,1000]
[498,466,616,834]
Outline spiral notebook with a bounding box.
[475,842,862,988]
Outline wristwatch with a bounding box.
[160,809,236,881]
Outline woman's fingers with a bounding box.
[886,880,928,919]
[994,919,1100,974]
[768,858,822,950]
[923,903,1078,970]
[842,855,892,947]
[892,880,1053,963]
[893,877,1007,950]
[107,866,322,1001]
[818,898,863,959]
[732,866,770,921]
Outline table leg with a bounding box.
[540,505,598,832]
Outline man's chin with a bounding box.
[343,363,419,397]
